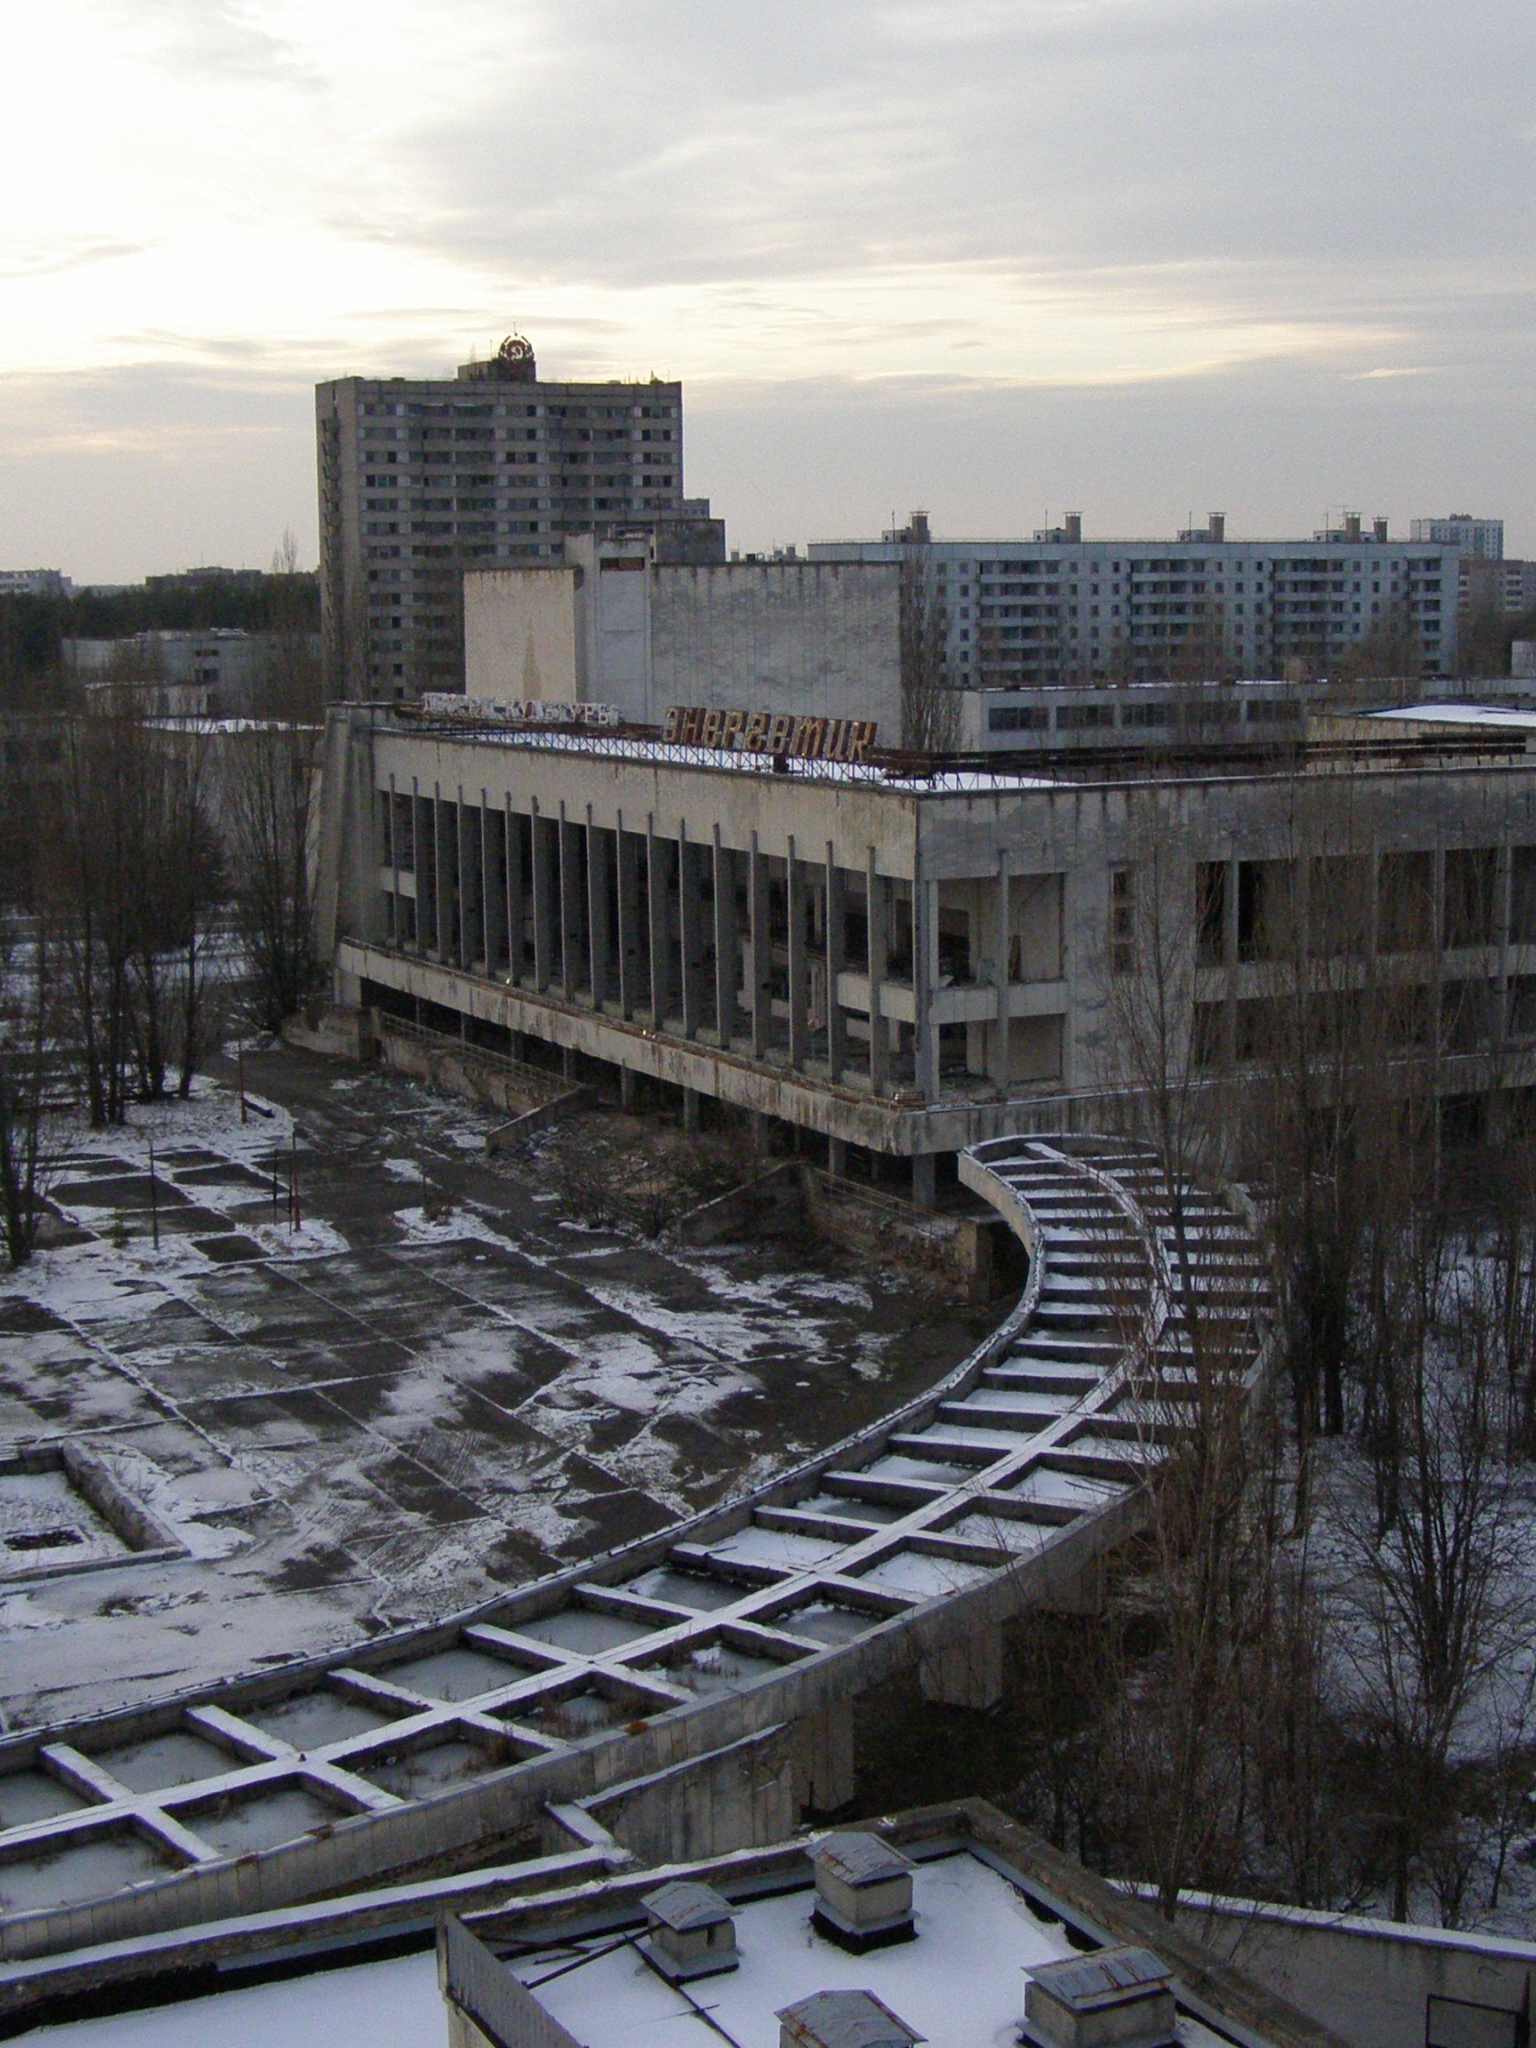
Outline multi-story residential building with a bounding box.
[1411,514,1504,559]
[316,334,723,701]
[810,513,1459,685]
[0,569,70,598]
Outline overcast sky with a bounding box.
[2,0,1532,580]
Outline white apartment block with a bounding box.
[1412,514,1504,559]
[810,515,1459,685]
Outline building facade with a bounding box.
[315,704,1536,1200]
[811,515,1460,685]
[316,335,722,702]
[1412,514,1504,559]
[463,539,903,734]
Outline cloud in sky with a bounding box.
[0,0,1531,576]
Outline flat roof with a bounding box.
[497,1853,1233,2048]
[1367,702,1536,732]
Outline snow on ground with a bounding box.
[0,1057,982,1726]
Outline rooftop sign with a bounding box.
[664,706,877,762]
[419,694,621,728]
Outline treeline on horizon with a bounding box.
[0,572,320,689]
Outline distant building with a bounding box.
[0,569,70,598]
[63,628,316,712]
[316,333,724,702]
[463,537,902,732]
[145,565,268,594]
[1411,514,1504,559]
[811,512,1459,684]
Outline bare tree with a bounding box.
[228,723,321,1031]
[899,553,960,752]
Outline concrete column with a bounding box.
[481,795,505,974]
[682,1086,701,1133]
[586,810,612,1011]
[794,1700,855,1813]
[867,851,888,1094]
[986,863,1010,1086]
[912,1152,937,1209]
[1222,854,1239,1067]
[648,817,673,1028]
[620,1067,638,1111]
[919,1626,1004,1709]
[616,820,642,1020]
[433,787,452,965]
[530,799,553,992]
[749,834,772,1057]
[826,845,847,1083]
[1497,838,1513,1041]
[713,829,739,1046]
[504,798,525,983]
[381,778,397,948]
[914,874,939,1101]
[558,803,584,999]
[828,1137,848,1177]
[456,788,478,971]
[787,836,808,1069]
[678,825,702,1040]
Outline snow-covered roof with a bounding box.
[779,1989,924,2048]
[1027,1946,1171,2011]
[1365,702,1536,733]
[812,1832,913,1887]
[644,1879,735,1931]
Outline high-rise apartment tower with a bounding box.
[316,335,722,698]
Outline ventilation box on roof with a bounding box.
[1021,1946,1177,2048]
[809,1833,916,1952]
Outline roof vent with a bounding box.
[779,1989,925,2048]
[808,1832,915,1952]
[640,1879,738,1981]
[1022,1946,1176,2048]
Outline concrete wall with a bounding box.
[459,554,901,731]
[464,569,579,703]
[650,561,901,735]
[1165,1894,1536,2048]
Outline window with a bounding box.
[1444,848,1497,948]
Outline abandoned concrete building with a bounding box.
[313,700,1536,1199]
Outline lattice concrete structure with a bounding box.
[0,1137,1270,1971]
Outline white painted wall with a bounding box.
[463,569,578,702]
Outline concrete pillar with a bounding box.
[751,1111,771,1157]
[482,797,506,974]
[411,783,431,954]
[794,1700,855,1813]
[586,811,612,1011]
[713,829,739,1047]
[682,1086,701,1134]
[787,836,808,1069]
[678,826,702,1040]
[558,804,584,1000]
[433,787,452,965]
[828,1137,848,1177]
[647,818,673,1028]
[826,845,847,1082]
[616,820,642,1020]
[919,1626,1004,1710]
[912,1152,937,1209]
[620,1066,638,1111]
[1497,838,1513,1041]
[867,851,888,1095]
[749,834,771,1057]
[504,799,525,984]
[914,874,940,1101]
[986,864,1010,1086]
[530,799,553,992]
[562,1045,578,1082]
[456,789,479,970]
